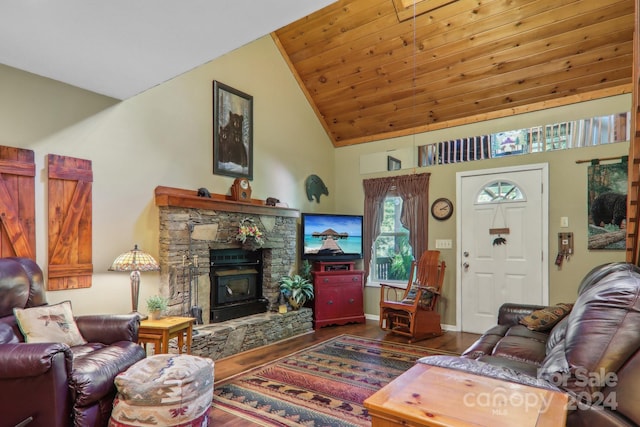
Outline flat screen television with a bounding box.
[301,213,364,261]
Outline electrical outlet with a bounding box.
[435,239,452,249]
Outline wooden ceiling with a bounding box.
[273,0,635,147]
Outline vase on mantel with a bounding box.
[242,237,263,252]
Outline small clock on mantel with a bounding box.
[230,177,252,201]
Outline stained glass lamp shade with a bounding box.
[109,244,160,314]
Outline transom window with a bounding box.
[418,112,629,166]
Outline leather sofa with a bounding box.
[420,262,640,427]
[0,257,146,427]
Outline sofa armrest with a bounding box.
[0,342,72,378]
[418,355,560,391]
[498,303,546,326]
[76,314,140,344]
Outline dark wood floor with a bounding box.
[210,319,481,426]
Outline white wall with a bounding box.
[1,36,336,316]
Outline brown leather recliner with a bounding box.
[419,262,640,426]
[0,257,146,427]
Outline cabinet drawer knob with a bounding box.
[323,278,329,283]
[327,300,333,304]
[349,298,354,303]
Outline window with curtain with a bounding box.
[363,173,430,285]
[372,194,412,283]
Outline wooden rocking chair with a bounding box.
[379,250,446,342]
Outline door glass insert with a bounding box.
[476,180,525,204]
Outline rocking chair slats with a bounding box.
[379,250,445,342]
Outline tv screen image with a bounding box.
[301,213,363,261]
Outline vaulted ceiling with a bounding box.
[1,1,634,148]
[273,0,635,147]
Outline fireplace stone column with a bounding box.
[155,186,299,324]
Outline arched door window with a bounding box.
[476,180,526,204]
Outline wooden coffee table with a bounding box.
[364,363,568,427]
[138,316,195,355]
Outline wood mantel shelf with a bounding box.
[154,186,300,218]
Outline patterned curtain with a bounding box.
[395,173,430,258]
[362,173,430,280]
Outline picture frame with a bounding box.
[213,80,253,179]
[387,155,401,171]
[587,161,627,250]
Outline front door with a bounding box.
[457,164,548,333]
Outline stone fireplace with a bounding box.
[155,186,299,324]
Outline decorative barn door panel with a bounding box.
[47,154,93,290]
[0,146,36,259]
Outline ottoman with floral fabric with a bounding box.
[109,354,214,427]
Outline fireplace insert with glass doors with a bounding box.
[209,248,267,322]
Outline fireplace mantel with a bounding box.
[155,185,299,218]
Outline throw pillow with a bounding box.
[14,300,87,346]
[519,303,573,331]
[401,282,434,308]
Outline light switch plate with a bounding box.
[435,239,452,249]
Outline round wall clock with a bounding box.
[431,197,453,221]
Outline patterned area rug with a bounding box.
[212,334,457,426]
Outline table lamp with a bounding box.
[109,244,160,318]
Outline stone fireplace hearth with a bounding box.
[155,186,300,324]
[154,186,312,359]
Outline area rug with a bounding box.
[212,334,457,426]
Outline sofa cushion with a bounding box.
[70,341,147,406]
[491,335,547,365]
[519,303,573,331]
[504,324,549,342]
[564,269,640,395]
[0,323,18,344]
[538,338,570,383]
[0,262,31,317]
[476,355,540,377]
[577,262,640,295]
[14,300,87,346]
[545,315,569,354]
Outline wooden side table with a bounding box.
[138,316,195,355]
[364,363,568,427]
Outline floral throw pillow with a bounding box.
[14,300,87,346]
[519,303,574,332]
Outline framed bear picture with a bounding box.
[587,160,627,250]
[213,80,253,179]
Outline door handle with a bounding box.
[463,262,469,271]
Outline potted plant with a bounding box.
[299,260,313,282]
[146,295,168,320]
[278,274,314,310]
